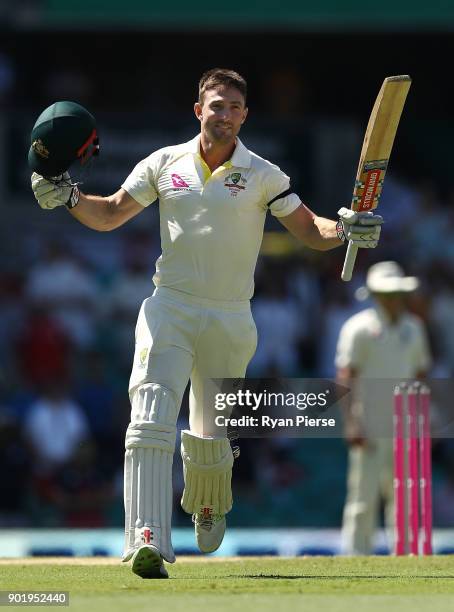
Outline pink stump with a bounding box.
[419,386,433,555]
[407,386,419,555]
[393,386,406,555]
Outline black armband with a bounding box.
[267,187,293,208]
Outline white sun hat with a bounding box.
[366,261,419,293]
[356,261,419,300]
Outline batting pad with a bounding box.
[180,430,234,516]
[123,384,178,564]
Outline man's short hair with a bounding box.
[198,68,247,105]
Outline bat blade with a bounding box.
[341,75,412,282]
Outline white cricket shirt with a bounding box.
[335,306,431,378]
[122,135,301,301]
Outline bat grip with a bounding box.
[341,241,358,282]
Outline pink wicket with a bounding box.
[393,382,432,556]
[419,386,433,555]
[407,386,419,555]
[393,386,406,556]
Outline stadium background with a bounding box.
[1,0,454,556]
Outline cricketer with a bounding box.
[336,261,431,554]
[31,68,383,578]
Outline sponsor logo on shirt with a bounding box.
[224,172,247,197]
[171,173,191,190]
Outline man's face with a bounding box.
[374,293,407,319]
[194,86,248,145]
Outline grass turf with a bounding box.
[0,556,453,611]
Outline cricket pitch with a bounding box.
[0,556,453,612]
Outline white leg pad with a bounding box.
[123,383,178,564]
[180,430,234,516]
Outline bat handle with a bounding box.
[341,241,358,282]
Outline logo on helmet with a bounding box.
[32,139,49,159]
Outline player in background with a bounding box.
[31,68,383,578]
[336,261,431,555]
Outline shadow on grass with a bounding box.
[217,575,454,580]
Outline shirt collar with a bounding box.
[186,135,251,169]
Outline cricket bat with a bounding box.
[341,75,412,282]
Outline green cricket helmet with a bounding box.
[28,101,100,178]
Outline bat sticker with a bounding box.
[363,159,389,172]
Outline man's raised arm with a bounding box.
[31,172,145,231]
[278,203,383,252]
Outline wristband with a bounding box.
[66,186,80,209]
[336,219,346,242]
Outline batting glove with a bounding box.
[336,207,383,248]
[31,172,80,210]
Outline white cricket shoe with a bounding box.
[193,508,226,553]
[131,545,168,579]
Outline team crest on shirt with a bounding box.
[224,172,247,197]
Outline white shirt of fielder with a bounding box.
[24,396,89,467]
[335,305,431,379]
[121,135,301,301]
[336,304,431,433]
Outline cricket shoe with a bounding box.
[131,545,168,579]
[193,507,226,553]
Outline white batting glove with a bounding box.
[337,207,383,248]
[31,172,80,210]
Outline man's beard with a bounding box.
[207,123,236,145]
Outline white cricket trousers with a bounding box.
[123,287,257,562]
[128,287,258,434]
[341,438,394,555]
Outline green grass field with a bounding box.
[0,556,453,611]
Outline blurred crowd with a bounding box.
[1,162,454,533]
